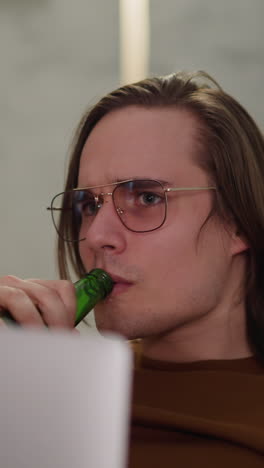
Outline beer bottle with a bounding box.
[0,268,113,327]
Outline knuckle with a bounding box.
[0,275,20,285]
[26,282,59,304]
[7,289,37,322]
[37,289,58,308]
[59,280,75,297]
[8,289,42,324]
[8,287,27,304]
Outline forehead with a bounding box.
[78,106,205,186]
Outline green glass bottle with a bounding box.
[74,268,113,325]
[0,268,113,327]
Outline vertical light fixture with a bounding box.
[119,0,150,85]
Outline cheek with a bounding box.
[135,228,199,281]
[138,227,229,316]
[139,220,228,285]
[78,243,94,271]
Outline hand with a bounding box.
[0,275,76,329]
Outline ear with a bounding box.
[230,230,249,256]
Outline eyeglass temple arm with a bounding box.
[166,187,216,192]
[46,186,216,211]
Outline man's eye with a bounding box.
[138,192,163,206]
[84,201,97,216]
[76,200,97,216]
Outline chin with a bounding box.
[94,311,126,337]
[96,323,131,339]
[94,311,140,340]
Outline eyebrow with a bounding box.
[76,177,173,191]
[115,177,172,186]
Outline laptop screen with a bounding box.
[1,327,132,468]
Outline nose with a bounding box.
[82,194,127,255]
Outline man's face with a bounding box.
[77,106,233,339]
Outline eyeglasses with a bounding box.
[47,179,216,242]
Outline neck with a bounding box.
[142,299,253,364]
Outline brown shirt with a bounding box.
[128,341,264,468]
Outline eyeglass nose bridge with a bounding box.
[99,191,113,198]
[96,191,125,216]
[95,191,113,208]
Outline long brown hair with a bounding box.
[56,71,264,359]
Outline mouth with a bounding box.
[106,273,134,297]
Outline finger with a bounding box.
[0,285,44,326]
[0,276,76,320]
[0,277,73,329]
[27,279,76,326]
[0,275,20,285]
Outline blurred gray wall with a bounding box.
[0,0,119,278]
[1,0,263,279]
[150,0,264,128]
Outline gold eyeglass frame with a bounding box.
[47,178,216,240]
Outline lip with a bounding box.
[111,282,132,296]
[105,272,134,297]
[108,273,133,284]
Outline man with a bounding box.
[1,71,264,466]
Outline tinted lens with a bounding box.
[50,190,97,241]
[113,180,166,232]
[50,180,167,240]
